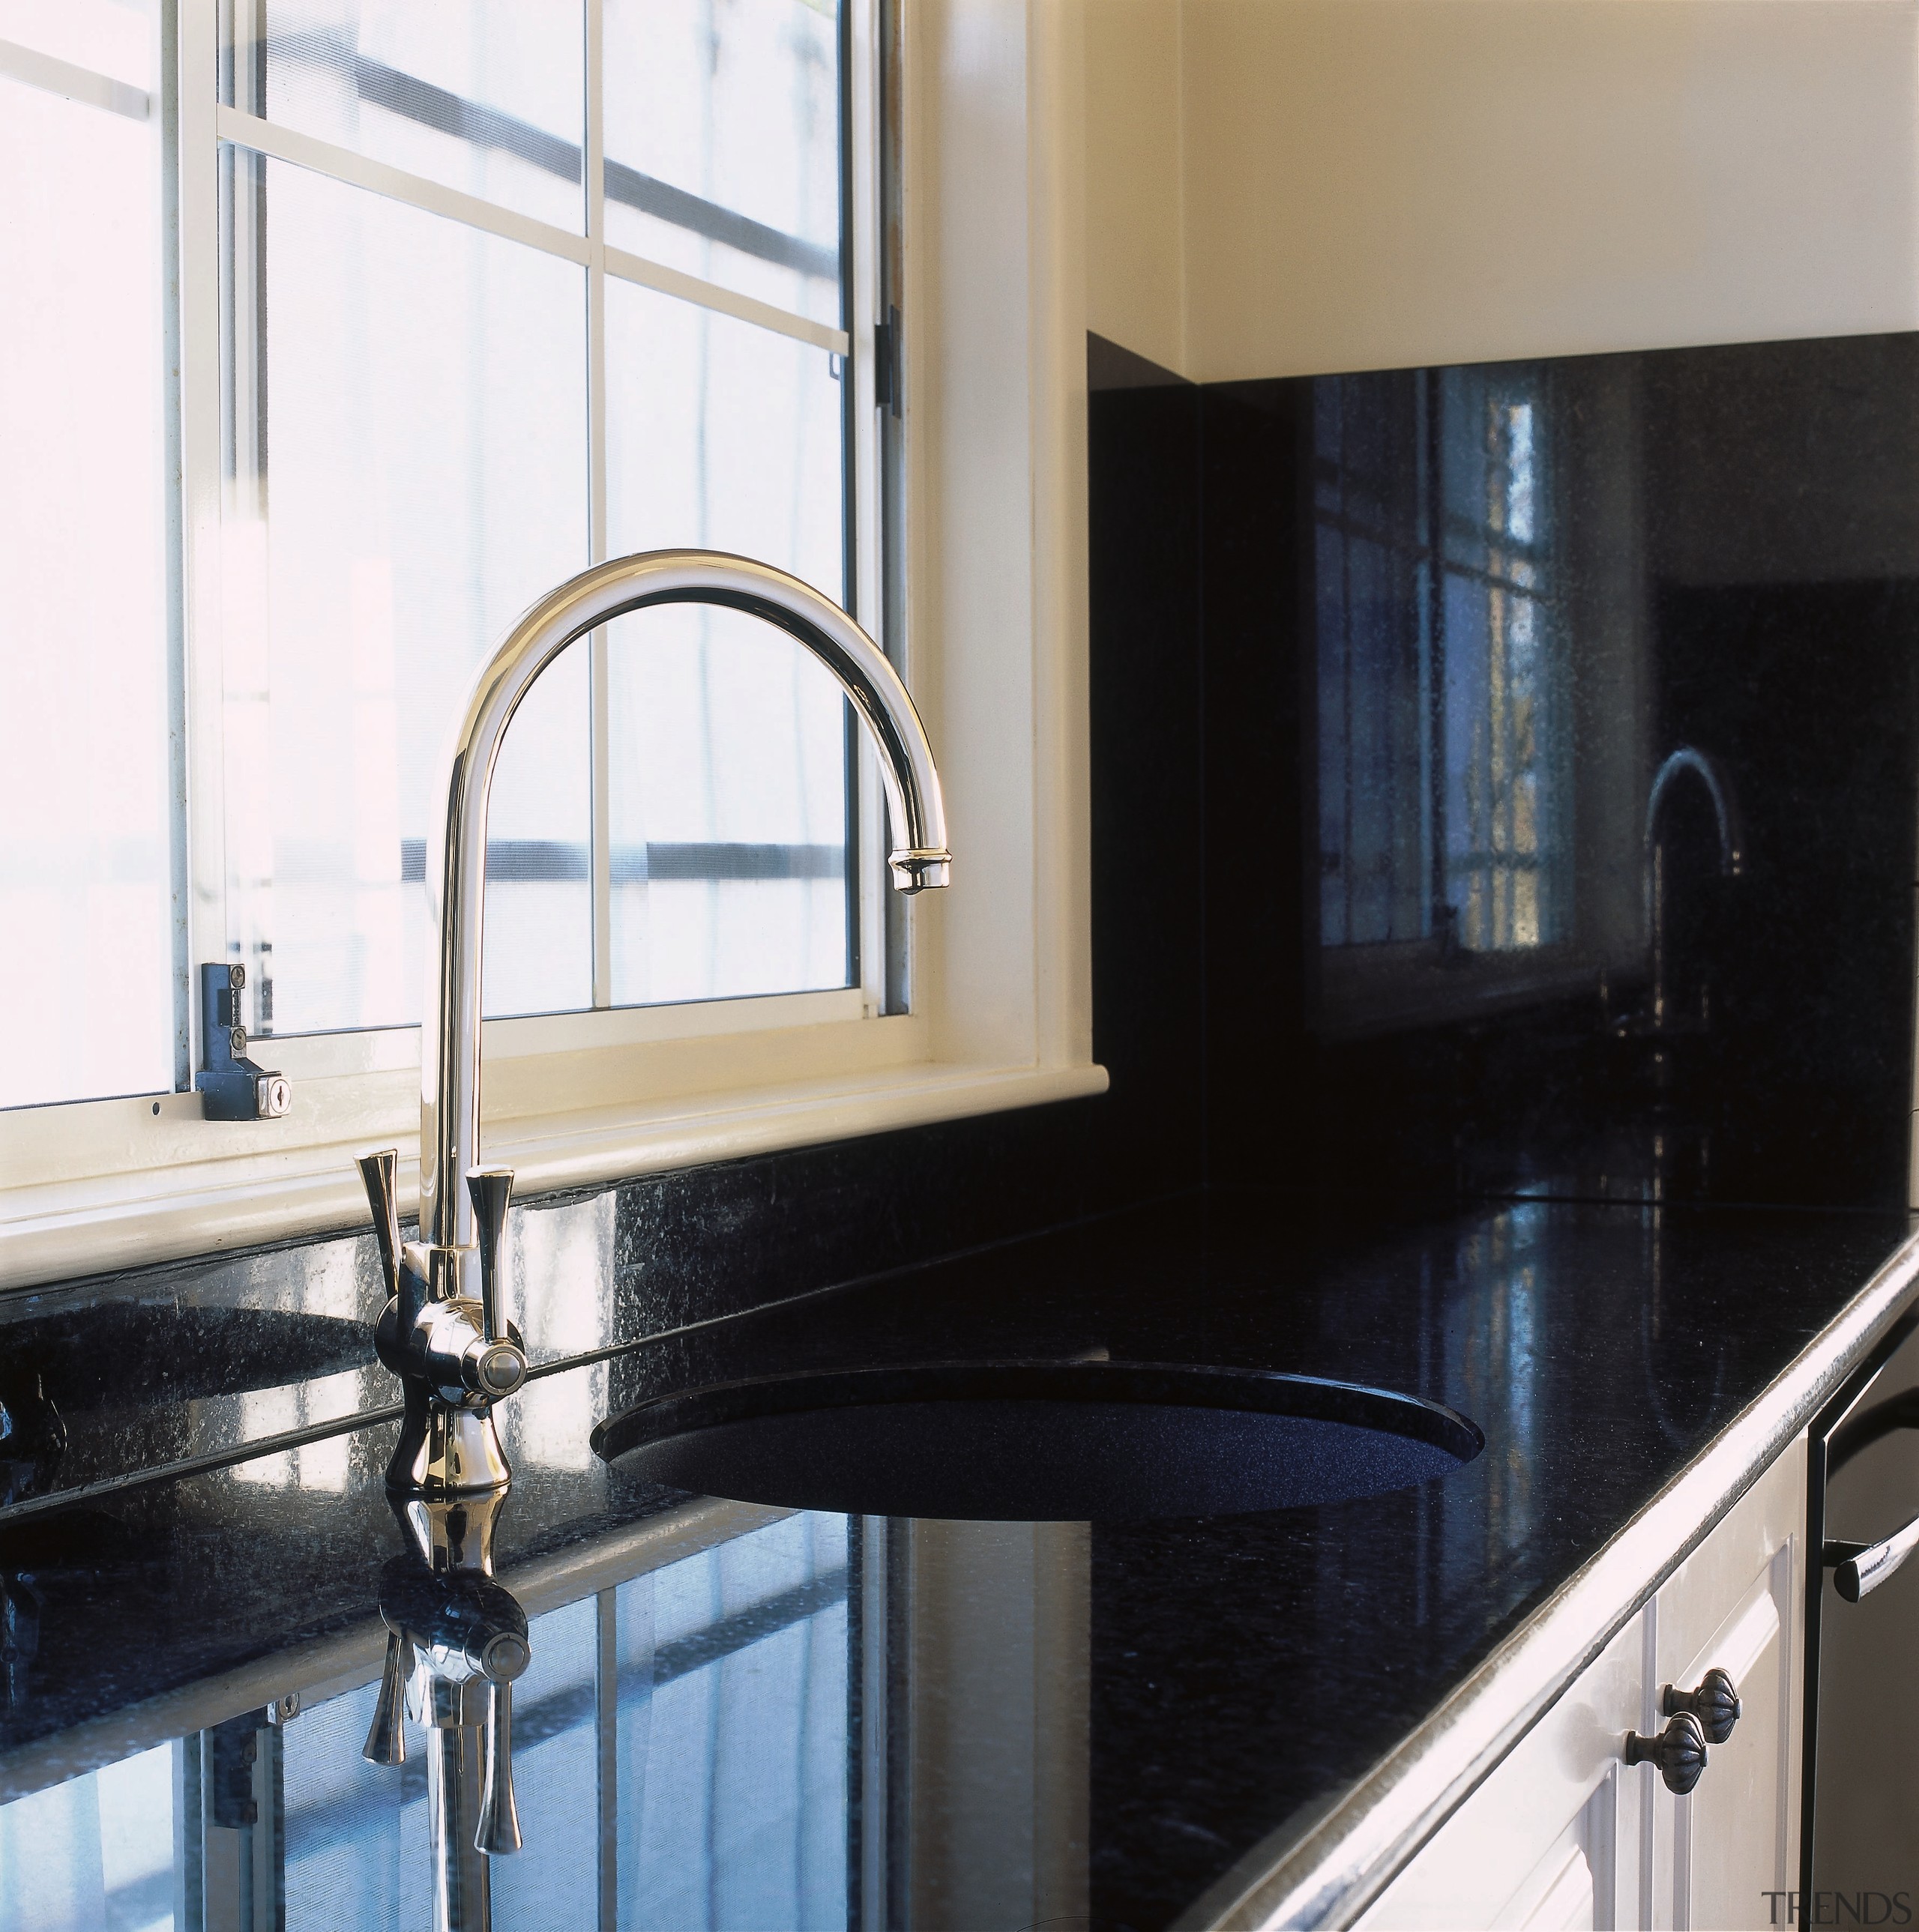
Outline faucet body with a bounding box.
[358,551,951,1497]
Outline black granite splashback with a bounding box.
[1089,329,1919,1218]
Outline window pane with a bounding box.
[604,0,841,327]
[0,68,172,1108]
[231,1,586,235]
[603,279,850,1005]
[0,0,154,90]
[221,154,589,1035]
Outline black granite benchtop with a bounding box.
[1,1190,1912,1931]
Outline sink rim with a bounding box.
[590,1357,1485,1470]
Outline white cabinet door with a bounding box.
[1360,1436,1807,1932]
[1358,1610,1646,1931]
[1651,1440,1804,1932]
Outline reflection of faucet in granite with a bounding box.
[1646,747,1744,1033]
[1614,746,1745,1043]
[364,1491,528,1932]
[355,550,951,1500]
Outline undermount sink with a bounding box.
[591,1359,1483,1521]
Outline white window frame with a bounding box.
[0,1,1104,1291]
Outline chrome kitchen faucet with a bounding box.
[356,550,952,1499]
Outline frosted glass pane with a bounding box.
[604,0,840,326]
[0,72,172,1109]
[221,155,588,1034]
[282,1682,400,1931]
[603,278,849,1006]
[0,0,154,88]
[232,1,586,233]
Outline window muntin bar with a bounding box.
[226,1,589,233]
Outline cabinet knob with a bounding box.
[1624,1711,1709,1794]
[1662,1667,1741,1745]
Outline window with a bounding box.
[0,0,876,1104]
[1314,364,1570,961]
[0,4,1105,1287]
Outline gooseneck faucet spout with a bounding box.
[358,551,952,1497]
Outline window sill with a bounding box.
[0,1039,1109,1293]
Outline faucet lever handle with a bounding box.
[475,1679,522,1855]
[357,1150,402,1302]
[361,1627,411,1766]
[466,1168,513,1345]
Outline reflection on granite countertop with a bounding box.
[0,1102,1148,1515]
[0,1192,1912,1931]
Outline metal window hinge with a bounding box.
[194,962,291,1120]
[874,304,903,418]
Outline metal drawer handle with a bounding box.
[1828,1511,1919,1602]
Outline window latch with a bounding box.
[875,304,903,418]
[195,963,291,1120]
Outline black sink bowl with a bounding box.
[591,1359,1483,1521]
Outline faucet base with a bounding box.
[388,1394,513,1500]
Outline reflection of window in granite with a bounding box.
[0,1512,851,1926]
[230,1383,352,1492]
[616,1513,849,1926]
[1315,367,1569,956]
[0,1743,176,1930]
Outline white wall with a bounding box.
[1085,0,1189,377]
[1086,0,1919,384]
